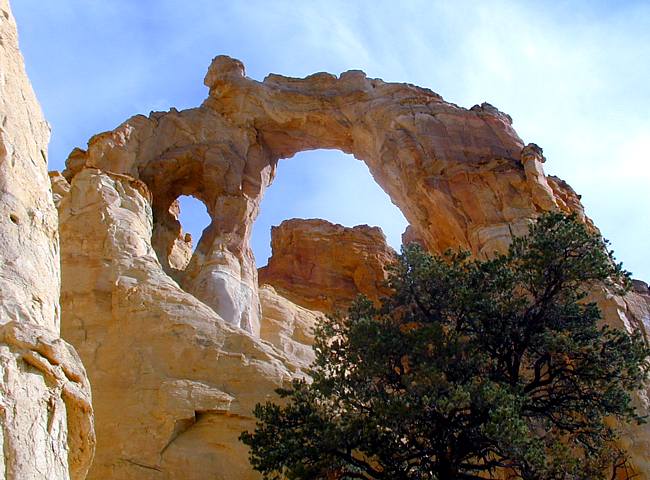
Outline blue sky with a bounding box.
[12,1,649,280]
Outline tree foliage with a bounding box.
[241,213,649,480]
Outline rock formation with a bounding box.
[56,168,314,479]
[259,219,396,313]
[53,53,649,479]
[0,6,639,472]
[0,2,94,478]
[0,0,645,474]
[258,285,319,368]
[50,53,650,479]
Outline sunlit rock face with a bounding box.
[0,1,94,478]
[56,54,649,479]
[57,168,308,480]
[259,219,396,314]
[62,54,576,335]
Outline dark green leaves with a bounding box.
[241,213,648,480]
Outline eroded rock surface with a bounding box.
[56,54,650,478]
[591,281,650,478]
[0,0,57,332]
[259,219,396,314]
[0,2,94,478]
[57,168,308,479]
[258,285,319,368]
[61,55,568,336]
[0,322,94,480]
[152,198,193,275]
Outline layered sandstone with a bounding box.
[259,219,396,313]
[61,55,566,339]
[57,168,312,479]
[55,54,650,478]
[0,2,94,478]
[258,285,319,368]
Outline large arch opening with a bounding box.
[252,149,408,268]
[253,149,408,314]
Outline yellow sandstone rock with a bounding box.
[57,168,308,479]
[54,54,650,479]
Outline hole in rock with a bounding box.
[252,149,408,267]
[176,195,211,253]
[161,195,211,274]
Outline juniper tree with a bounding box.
[241,213,649,480]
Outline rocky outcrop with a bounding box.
[0,0,57,334]
[55,54,649,478]
[259,219,396,314]
[49,171,71,208]
[57,168,311,479]
[152,198,193,275]
[591,281,650,478]
[626,279,649,319]
[0,322,94,480]
[0,2,94,478]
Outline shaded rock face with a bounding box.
[0,1,94,478]
[259,219,396,314]
[54,54,650,479]
[258,285,319,368]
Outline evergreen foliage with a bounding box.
[241,213,649,480]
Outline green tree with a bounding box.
[241,213,649,480]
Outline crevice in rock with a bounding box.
[160,409,229,459]
[0,405,8,478]
[159,415,197,457]
[119,458,162,473]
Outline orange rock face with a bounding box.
[259,219,396,314]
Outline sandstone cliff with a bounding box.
[56,168,315,479]
[52,54,650,479]
[0,2,94,478]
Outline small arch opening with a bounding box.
[153,194,211,275]
[176,195,211,253]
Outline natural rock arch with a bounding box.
[55,56,650,480]
[63,55,572,334]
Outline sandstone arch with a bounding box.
[63,55,569,335]
[56,56,650,479]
